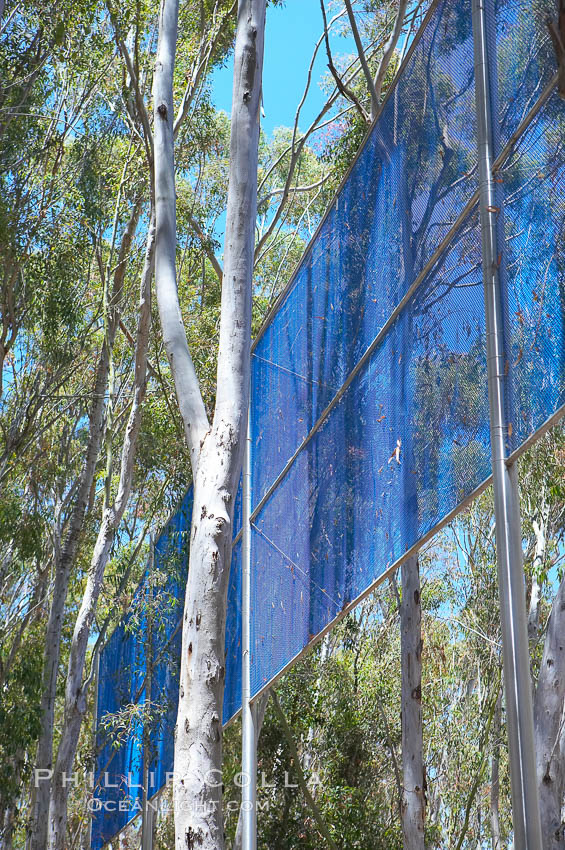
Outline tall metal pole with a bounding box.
[471,2,542,847]
[142,537,155,850]
[242,402,257,850]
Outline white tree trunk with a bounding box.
[30,358,107,850]
[2,808,16,850]
[343,0,379,119]
[372,0,409,112]
[151,0,265,846]
[534,572,565,849]
[400,555,425,850]
[528,515,547,646]
[153,0,208,469]
[46,215,155,850]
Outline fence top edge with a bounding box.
[250,0,442,353]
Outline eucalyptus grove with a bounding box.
[1,2,564,849]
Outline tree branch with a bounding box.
[153,0,209,470]
[373,0,410,108]
[173,0,237,137]
[547,1,565,99]
[319,0,369,123]
[114,209,155,515]
[271,690,339,850]
[186,211,223,284]
[343,0,379,119]
[107,6,154,164]
[257,174,329,210]
[454,676,501,850]
[255,27,381,258]
[118,318,158,381]
[48,205,157,850]
[213,0,265,442]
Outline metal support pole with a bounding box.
[242,403,257,850]
[471,2,542,847]
[142,537,155,850]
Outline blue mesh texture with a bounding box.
[248,0,564,697]
[494,0,559,148]
[496,93,565,450]
[146,488,191,798]
[251,0,478,507]
[93,585,148,846]
[251,208,490,694]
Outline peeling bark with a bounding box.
[528,514,547,647]
[173,470,234,849]
[400,555,425,850]
[162,0,266,846]
[534,572,565,849]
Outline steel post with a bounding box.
[142,537,155,850]
[471,1,542,846]
[242,403,257,850]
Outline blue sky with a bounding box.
[211,0,356,137]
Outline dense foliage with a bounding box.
[0,0,563,847]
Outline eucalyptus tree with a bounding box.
[151,0,378,844]
[534,568,565,850]
[151,0,266,845]
[0,5,124,844]
[523,429,565,849]
[4,2,562,849]
[31,150,144,850]
[0,0,103,395]
[15,0,327,844]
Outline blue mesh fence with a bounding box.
[93,583,148,843]
[498,92,565,450]
[494,0,559,148]
[146,488,191,798]
[251,206,491,694]
[92,0,564,844]
[92,488,243,847]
